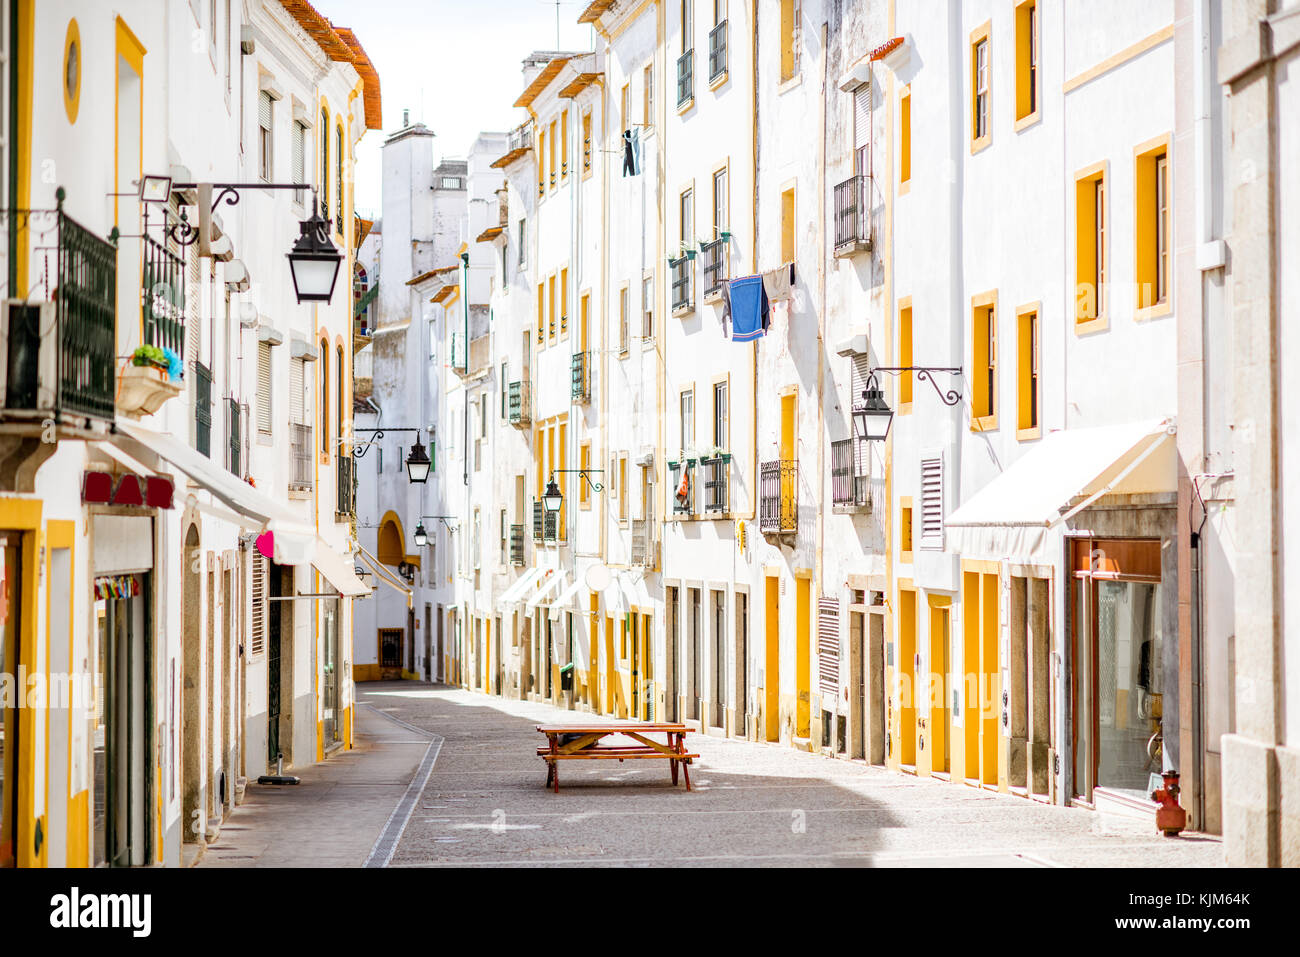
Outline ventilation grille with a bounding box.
[920,454,944,549]
[818,597,840,697]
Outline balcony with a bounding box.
[336,443,355,517]
[571,351,590,403]
[677,49,694,108]
[290,422,313,491]
[532,499,559,544]
[509,524,525,566]
[508,380,531,428]
[708,20,728,82]
[631,518,656,568]
[119,238,187,418]
[759,459,798,537]
[833,175,873,256]
[2,202,117,425]
[669,256,692,315]
[699,239,725,301]
[491,121,534,169]
[831,438,871,512]
[668,459,695,516]
[700,454,731,514]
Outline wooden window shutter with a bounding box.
[257,341,273,433]
[920,454,944,549]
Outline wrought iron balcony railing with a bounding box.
[831,438,871,509]
[290,422,313,490]
[143,234,186,356]
[760,459,798,535]
[669,459,695,516]
[708,20,728,82]
[508,380,531,428]
[3,199,118,421]
[700,455,730,514]
[532,499,559,543]
[571,351,590,402]
[677,49,694,107]
[698,239,725,300]
[669,256,692,314]
[509,524,525,566]
[833,174,872,254]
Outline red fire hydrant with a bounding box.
[1151,769,1186,837]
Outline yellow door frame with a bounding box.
[1,497,44,866]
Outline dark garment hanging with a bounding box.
[622,128,642,176]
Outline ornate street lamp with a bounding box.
[855,367,965,441]
[413,522,429,547]
[853,376,895,442]
[542,477,564,514]
[286,198,342,304]
[405,441,432,484]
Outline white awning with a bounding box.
[308,540,371,598]
[605,577,628,614]
[114,417,299,526]
[113,417,317,563]
[356,545,413,607]
[946,418,1176,561]
[525,569,565,610]
[620,574,654,612]
[499,566,543,604]
[552,577,587,612]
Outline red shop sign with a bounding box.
[82,471,174,509]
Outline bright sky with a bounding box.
[311,0,598,219]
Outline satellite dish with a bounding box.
[585,563,612,593]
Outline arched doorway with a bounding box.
[182,524,202,845]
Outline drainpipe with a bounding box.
[815,19,828,666]
[1189,0,1215,832]
[462,250,469,488]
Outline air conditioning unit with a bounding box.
[0,300,58,412]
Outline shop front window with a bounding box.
[1071,539,1164,805]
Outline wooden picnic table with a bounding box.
[535,722,698,793]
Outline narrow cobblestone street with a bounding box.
[203,682,1224,868]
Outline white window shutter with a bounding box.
[257,341,273,433]
[250,553,267,657]
[920,454,945,550]
[290,356,305,424]
[817,597,840,697]
[291,121,305,183]
[854,82,871,152]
